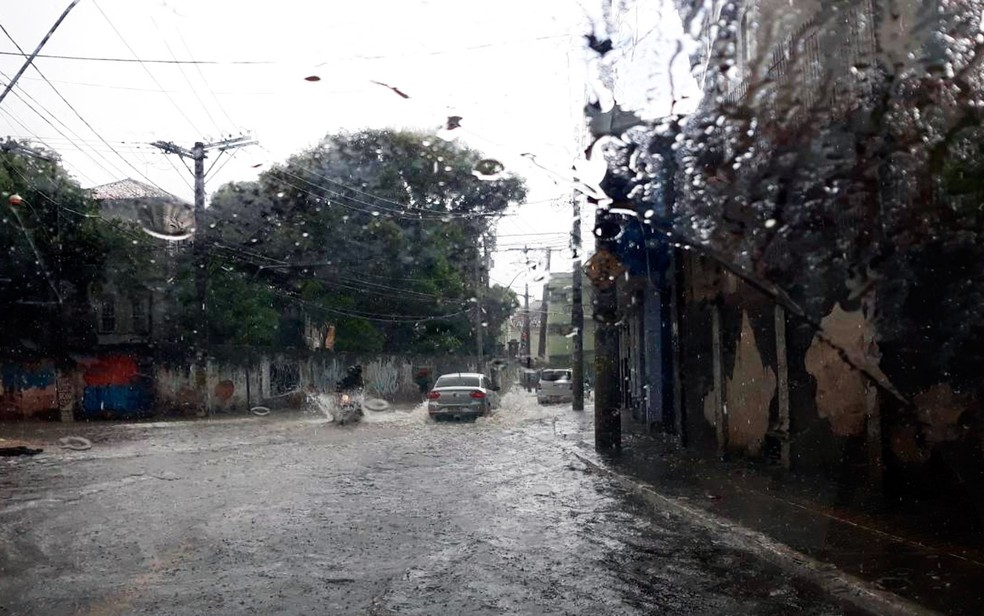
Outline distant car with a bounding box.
[427,373,499,420]
[537,369,573,404]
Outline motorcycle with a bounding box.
[334,389,365,425]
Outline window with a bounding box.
[540,370,572,382]
[132,299,149,335]
[99,299,116,333]
[434,375,481,388]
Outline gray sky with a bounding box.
[2,0,695,294]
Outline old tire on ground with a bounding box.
[58,436,92,451]
[250,406,271,416]
[363,398,390,412]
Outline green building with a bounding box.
[541,271,594,374]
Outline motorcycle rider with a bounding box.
[336,364,364,392]
[334,365,365,424]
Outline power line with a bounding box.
[260,143,443,214]
[10,166,477,324]
[214,250,471,322]
[0,50,276,65]
[497,231,569,238]
[0,26,174,193]
[148,14,224,136]
[274,163,500,222]
[15,74,366,96]
[0,0,82,107]
[163,152,194,192]
[91,0,205,136]
[0,109,100,185]
[270,288,471,323]
[0,33,573,66]
[174,23,239,130]
[0,71,127,182]
[205,147,239,181]
[261,144,506,220]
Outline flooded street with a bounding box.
[0,394,856,615]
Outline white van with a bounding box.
[536,369,573,404]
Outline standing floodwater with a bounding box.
[0,397,860,615]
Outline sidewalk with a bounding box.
[574,421,984,616]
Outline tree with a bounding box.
[203,128,526,354]
[0,139,120,352]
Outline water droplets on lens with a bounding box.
[472,158,507,181]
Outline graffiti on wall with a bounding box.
[0,362,57,418]
[365,360,400,396]
[726,312,776,456]
[214,379,235,401]
[80,355,152,418]
[270,362,300,396]
[805,305,890,438]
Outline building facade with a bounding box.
[542,272,595,374]
[594,0,984,510]
[89,178,193,347]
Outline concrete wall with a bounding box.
[155,352,486,415]
[672,252,981,493]
[677,254,877,476]
[0,361,59,420]
[0,350,492,420]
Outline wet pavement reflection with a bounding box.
[0,393,859,615]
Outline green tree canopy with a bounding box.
[0,140,117,352]
[201,128,525,353]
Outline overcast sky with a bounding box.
[1,0,695,294]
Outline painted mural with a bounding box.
[0,361,57,419]
[726,312,776,456]
[80,355,152,418]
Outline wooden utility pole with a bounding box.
[474,242,485,373]
[523,282,532,370]
[594,285,620,449]
[521,246,532,374]
[0,0,82,107]
[536,248,551,361]
[571,196,585,412]
[588,211,625,450]
[151,134,255,414]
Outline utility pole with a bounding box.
[152,134,255,414]
[571,196,585,412]
[521,246,533,385]
[536,247,551,361]
[474,242,485,374]
[523,282,532,370]
[0,0,82,107]
[589,208,623,451]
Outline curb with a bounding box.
[572,451,940,616]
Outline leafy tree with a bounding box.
[203,128,525,354]
[190,263,281,347]
[0,140,118,352]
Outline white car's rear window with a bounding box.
[540,371,571,382]
[435,375,481,388]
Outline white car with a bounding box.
[426,373,499,420]
[537,369,573,404]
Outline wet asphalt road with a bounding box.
[0,395,857,615]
